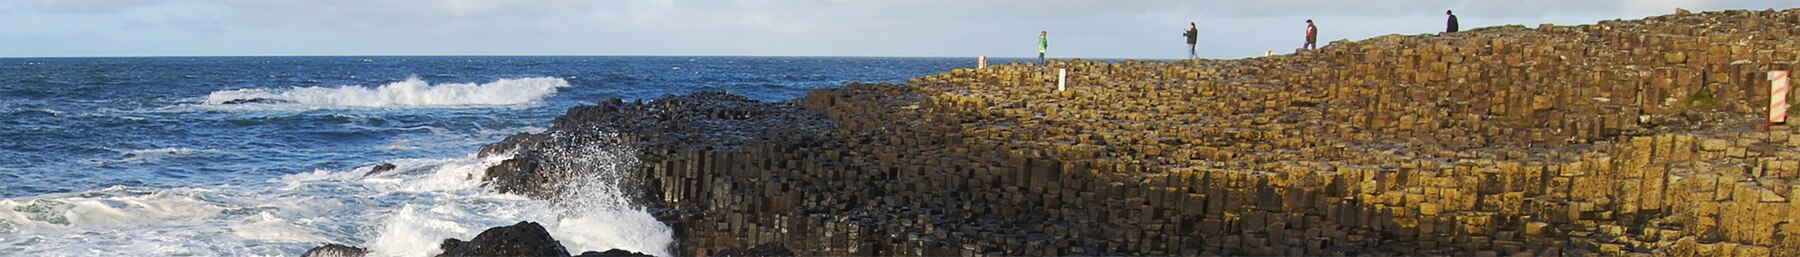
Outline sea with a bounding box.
[0,56,981,256]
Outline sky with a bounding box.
[2,0,1797,59]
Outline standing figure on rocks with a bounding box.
[1183,22,1199,59]
[1303,20,1318,50]
[1446,10,1460,33]
[1038,31,1049,64]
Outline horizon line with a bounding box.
[0,54,1168,60]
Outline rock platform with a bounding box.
[482,9,1800,256]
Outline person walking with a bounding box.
[1037,31,1049,64]
[1303,20,1318,50]
[1183,22,1199,59]
[1446,10,1460,33]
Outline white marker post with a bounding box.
[1771,70,1791,125]
[1057,68,1067,92]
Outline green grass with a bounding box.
[1686,84,1717,110]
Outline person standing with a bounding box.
[1303,20,1318,50]
[1183,22,1199,59]
[1446,10,1460,33]
[1037,31,1049,64]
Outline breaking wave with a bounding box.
[1,150,673,257]
[202,77,570,108]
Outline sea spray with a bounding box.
[535,131,674,256]
[0,151,672,257]
[361,133,673,257]
[202,77,571,108]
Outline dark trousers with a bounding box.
[1039,52,1046,64]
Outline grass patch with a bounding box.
[1686,84,1717,110]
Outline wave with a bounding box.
[77,147,213,165]
[5,148,672,256]
[202,77,571,108]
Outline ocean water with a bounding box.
[0,56,974,256]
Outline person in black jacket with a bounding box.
[1446,10,1459,33]
[1183,22,1198,59]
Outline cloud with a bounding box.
[27,0,165,14]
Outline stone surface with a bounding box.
[361,162,397,177]
[478,8,1800,257]
[578,249,655,257]
[478,91,831,199]
[705,243,795,257]
[300,243,366,257]
[312,222,656,257]
[436,221,568,257]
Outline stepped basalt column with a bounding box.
[480,8,1800,256]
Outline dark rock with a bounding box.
[707,243,795,257]
[577,249,654,257]
[300,243,366,257]
[361,162,397,177]
[218,98,294,105]
[475,91,831,199]
[436,221,569,257]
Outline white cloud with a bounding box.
[27,0,166,14]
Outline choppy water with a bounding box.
[0,56,974,256]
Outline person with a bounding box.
[1303,20,1318,50]
[1446,10,1459,33]
[1183,22,1199,59]
[1037,31,1049,64]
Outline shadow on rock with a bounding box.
[707,243,795,257]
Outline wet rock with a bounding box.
[476,91,831,199]
[300,243,366,257]
[361,162,397,177]
[436,221,568,257]
[218,98,293,105]
[577,249,654,257]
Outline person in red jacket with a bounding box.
[1303,20,1318,50]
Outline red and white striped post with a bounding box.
[1771,70,1791,125]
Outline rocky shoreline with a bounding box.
[321,8,1800,256]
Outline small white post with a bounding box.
[978,56,988,69]
[1057,68,1067,92]
[1771,70,1791,124]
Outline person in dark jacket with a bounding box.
[1303,20,1317,50]
[1446,10,1459,33]
[1183,22,1198,59]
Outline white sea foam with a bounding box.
[77,147,213,165]
[231,211,331,243]
[202,77,570,108]
[4,142,675,257]
[121,147,199,162]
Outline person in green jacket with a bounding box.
[1037,31,1048,64]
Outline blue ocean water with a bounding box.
[0,56,974,256]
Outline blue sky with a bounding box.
[2,0,1797,59]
